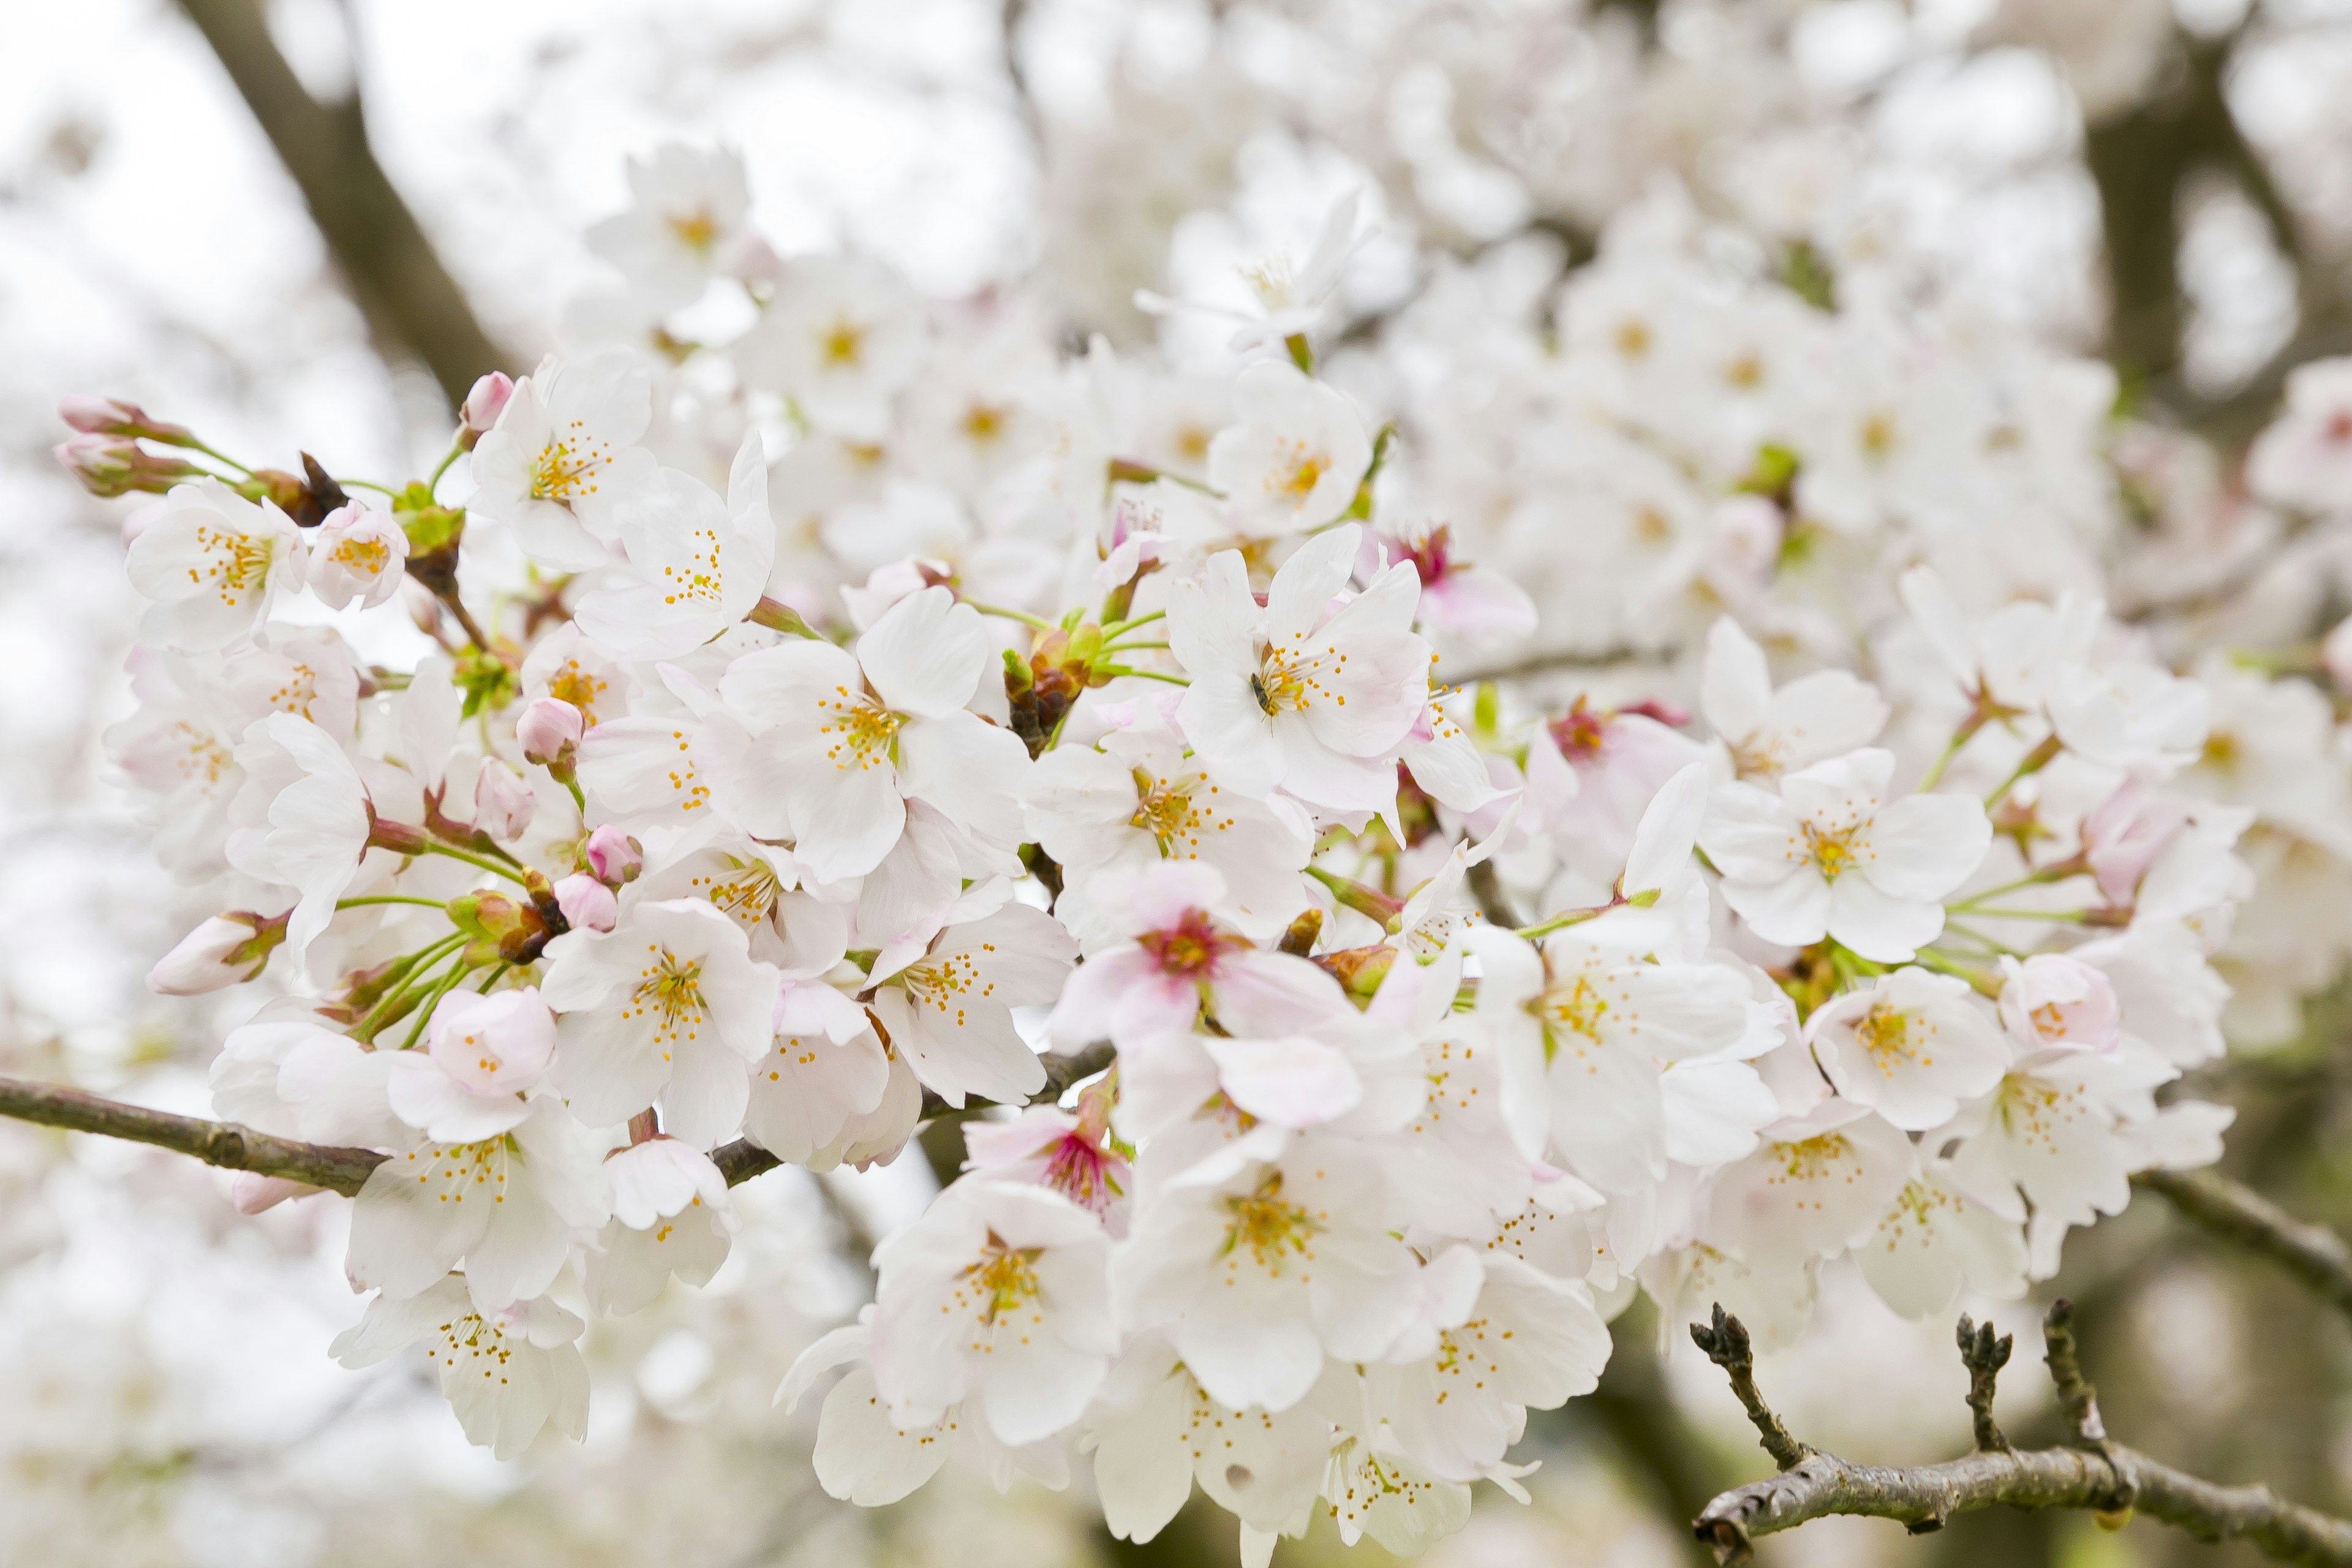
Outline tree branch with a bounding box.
[2133,1167,2352,1326]
[173,0,513,405]
[2,1042,1120,1199]
[0,1074,383,1195]
[1689,1300,2352,1566]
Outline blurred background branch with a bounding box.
[172,0,512,405]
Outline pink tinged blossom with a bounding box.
[868,902,1077,1109]
[147,909,288,994]
[586,823,643,885]
[2246,356,2352,513]
[964,1091,1131,1217]
[1806,968,2011,1131]
[1997,954,2122,1057]
[1699,747,1991,963]
[55,432,204,496]
[459,371,514,442]
[552,873,618,933]
[298,502,410,610]
[1046,862,1349,1052]
[383,988,559,1145]
[1375,524,1538,652]
[471,758,537,842]
[2081,776,2192,905]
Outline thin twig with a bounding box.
[2135,1167,2352,1326]
[1689,1302,1810,1470]
[1689,1301,2352,1566]
[1956,1314,2014,1455]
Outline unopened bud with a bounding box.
[472,759,538,843]
[230,1172,322,1214]
[553,872,619,933]
[586,824,643,886]
[148,910,289,994]
[518,698,584,765]
[58,395,195,446]
[447,890,552,965]
[53,434,202,498]
[459,372,514,448]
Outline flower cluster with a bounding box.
[71,135,2338,1559]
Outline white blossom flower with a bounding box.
[1853,1166,2029,1319]
[1706,1104,1917,1269]
[298,501,409,610]
[586,143,755,312]
[384,988,560,1144]
[331,1279,589,1460]
[124,479,298,649]
[586,1138,739,1315]
[1699,617,1888,779]
[869,1178,1115,1444]
[867,901,1077,1108]
[1806,968,2011,1131]
[1169,525,1431,814]
[221,713,374,957]
[1701,748,1991,962]
[540,897,783,1146]
[1205,361,1373,536]
[735,255,925,440]
[1087,1338,1329,1547]
[470,352,658,570]
[574,435,777,662]
[718,585,1030,880]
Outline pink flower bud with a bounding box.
[426,987,558,1096]
[54,434,201,498]
[554,872,619,933]
[472,760,538,842]
[58,395,194,445]
[230,1172,322,1214]
[147,910,288,995]
[586,823,643,886]
[518,697,585,764]
[459,372,515,447]
[2082,777,2193,905]
[300,503,410,610]
[1998,954,2122,1054]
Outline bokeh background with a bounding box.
[4,1,2351,1564]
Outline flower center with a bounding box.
[1854,1004,1931,1072]
[1219,1172,1321,1272]
[626,948,707,1060]
[330,534,389,575]
[960,402,1008,445]
[1251,636,1344,715]
[190,523,274,605]
[1540,973,1610,1044]
[1139,909,1234,978]
[1770,1132,1855,1183]
[1804,820,1862,880]
[821,319,865,368]
[899,948,993,1028]
[666,209,717,254]
[529,424,611,503]
[956,1232,1044,1325]
[815,685,902,771]
[1129,769,1210,853]
[545,664,609,726]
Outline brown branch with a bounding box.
[0,1074,383,1195]
[173,0,512,406]
[1691,1300,2352,1566]
[4,1042,1120,1198]
[2134,1167,2352,1326]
